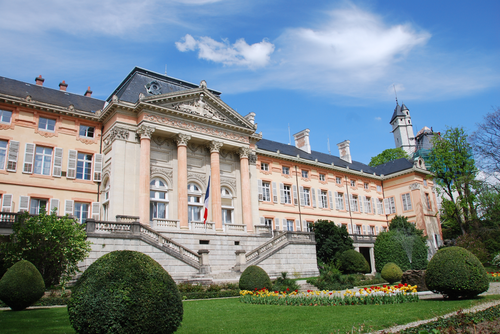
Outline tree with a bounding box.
[369,148,409,167]
[470,107,500,180]
[428,127,477,235]
[310,220,353,264]
[0,210,91,287]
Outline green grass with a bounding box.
[1,296,500,333]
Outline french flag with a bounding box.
[203,176,210,224]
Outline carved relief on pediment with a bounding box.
[171,93,228,122]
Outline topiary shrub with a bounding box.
[68,251,183,334]
[374,230,428,272]
[381,262,403,284]
[425,246,489,299]
[339,250,370,274]
[0,260,45,311]
[239,265,272,291]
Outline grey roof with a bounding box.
[0,76,105,113]
[371,158,414,176]
[108,67,222,104]
[401,103,409,111]
[389,102,406,124]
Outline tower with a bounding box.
[390,102,415,155]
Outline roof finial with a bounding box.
[393,84,398,105]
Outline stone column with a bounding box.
[209,141,223,231]
[239,147,253,232]
[369,247,376,274]
[176,133,191,229]
[137,125,155,225]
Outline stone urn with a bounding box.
[401,270,427,291]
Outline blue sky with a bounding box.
[1,0,499,164]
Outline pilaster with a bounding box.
[176,133,191,229]
[209,141,223,231]
[239,147,253,232]
[137,125,155,225]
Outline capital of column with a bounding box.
[176,133,191,147]
[239,147,252,159]
[209,141,223,153]
[137,124,155,139]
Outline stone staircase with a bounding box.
[296,280,318,292]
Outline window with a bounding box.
[423,179,428,187]
[320,190,328,208]
[336,177,342,184]
[335,192,344,210]
[150,178,169,220]
[364,196,372,213]
[286,219,294,231]
[79,125,95,138]
[264,218,273,227]
[377,185,382,192]
[0,109,12,123]
[188,183,203,222]
[302,170,309,178]
[302,188,311,206]
[262,182,271,202]
[30,198,48,215]
[364,182,369,189]
[221,187,233,224]
[0,140,7,170]
[283,184,292,204]
[102,179,110,221]
[38,117,56,131]
[384,197,396,214]
[34,146,53,175]
[355,225,362,234]
[402,193,412,211]
[425,193,432,210]
[282,166,290,175]
[261,162,269,171]
[350,195,359,212]
[74,202,90,223]
[377,198,384,215]
[350,180,356,187]
[319,174,325,181]
[370,226,375,235]
[77,153,92,180]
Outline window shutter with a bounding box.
[390,198,396,213]
[257,180,263,201]
[282,219,286,231]
[311,188,316,208]
[1,194,13,212]
[384,198,389,214]
[299,186,304,206]
[272,182,278,203]
[93,153,103,182]
[275,218,279,230]
[23,143,35,174]
[6,140,20,172]
[363,225,367,235]
[376,226,379,235]
[329,191,334,210]
[359,196,364,213]
[260,217,265,225]
[348,223,352,234]
[292,185,298,205]
[52,147,63,177]
[365,197,370,213]
[50,199,60,215]
[372,198,376,214]
[279,183,285,204]
[316,189,322,208]
[302,220,307,232]
[295,219,300,231]
[19,196,30,212]
[67,150,77,179]
[64,200,74,216]
[92,202,100,220]
[349,194,354,212]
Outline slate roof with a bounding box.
[370,158,414,176]
[108,67,222,104]
[0,76,105,113]
[389,102,406,124]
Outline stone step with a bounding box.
[296,279,318,291]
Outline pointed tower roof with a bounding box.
[401,103,409,111]
[390,102,405,124]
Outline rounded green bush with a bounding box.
[239,265,272,291]
[374,231,428,272]
[381,262,403,284]
[68,251,183,334]
[339,250,370,274]
[0,260,45,311]
[425,246,489,299]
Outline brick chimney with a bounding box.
[84,87,92,97]
[59,80,68,91]
[293,129,311,154]
[337,140,352,163]
[35,75,45,86]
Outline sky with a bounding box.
[0,0,499,164]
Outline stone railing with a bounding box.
[115,215,140,223]
[190,221,215,231]
[86,219,201,269]
[0,212,21,226]
[253,225,272,235]
[350,234,377,244]
[152,219,180,230]
[225,223,247,233]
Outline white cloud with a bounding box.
[176,34,275,68]
[375,117,382,121]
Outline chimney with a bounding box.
[59,80,68,91]
[35,75,45,86]
[84,86,92,97]
[293,129,311,154]
[337,140,352,163]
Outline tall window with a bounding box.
[350,195,359,212]
[0,140,7,170]
[38,117,56,131]
[364,196,372,213]
[320,190,328,208]
[221,187,233,224]
[79,125,95,138]
[30,198,48,215]
[74,202,89,223]
[425,193,432,210]
[262,182,271,202]
[377,198,384,214]
[188,183,203,222]
[282,166,290,175]
[303,188,311,206]
[335,192,344,210]
[0,109,12,123]
[402,193,412,211]
[34,146,52,175]
[355,225,362,234]
[302,170,309,178]
[102,179,110,221]
[150,178,169,221]
[264,218,273,227]
[384,197,396,214]
[283,185,292,204]
[77,153,92,180]
[286,219,294,231]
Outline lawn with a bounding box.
[1,296,499,333]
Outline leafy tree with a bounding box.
[310,220,353,264]
[0,210,91,287]
[428,127,478,235]
[470,107,500,180]
[369,147,409,167]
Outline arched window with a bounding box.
[150,178,168,221]
[102,179,110,221]
[188,183,203,223]
[221,187,234,224]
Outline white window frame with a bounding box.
[350,180,356,187]
[74,202,90,223]
[286,219,294,231]
[0,140,7,170]
[350,194,359,212]
[336,177,342,184]
[319,174,325,181]
[38,117,56,132]
[76,152,93,180]
[262,181,271,202]
[150,178,169,220]
[282,166,290,175]
[384,197,396,214]
[402,193,412,211]
[0,109,12,124]
[320,190,328,209]
[301,170,309,178]
[79,125,95,138]
[364,196,372,213]
[282,184,292,204]
[221,187,234,224]
[377,185,382,192]
[377,198,384,215]
[260,162,269,171]
[33,146,53,176]
[335,192,344,210]
[364,182,369,189]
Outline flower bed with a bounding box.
[239,284,418,306]
[488,272,500,282]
